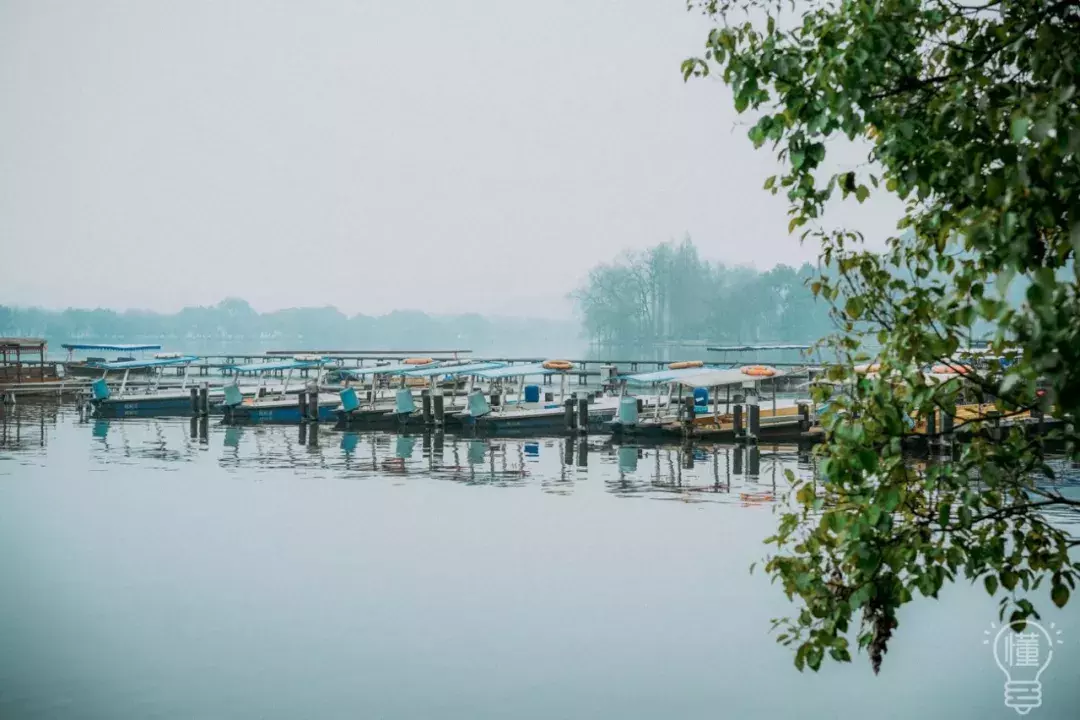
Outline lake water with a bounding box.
[1,401,1078,719]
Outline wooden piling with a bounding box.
[682,395,695,435]
[577,396,589,434]
[307,391,319,422]
[199,384,209,416]
[298,391,308,420]
[190,387,199,414]
[421,390,432,424]
[564,398,576,432]
[433,393,445,425]
[733,404,744,436]
[748,404,760,438]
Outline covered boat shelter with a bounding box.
[0,337,50,384]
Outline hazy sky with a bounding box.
[1,0,899,318]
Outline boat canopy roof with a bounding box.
[707,344,811,352]
[227,358,329,373]
[339,362,430,377]
[674,367,787,387]
[620,366,721,385]
[63,343,162,352]
[474,362,562,379]
[405,361,506,377]
[89,355,199,370]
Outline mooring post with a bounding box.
[926,409,937,445]
[564,398,576,432]
[190,387,199,414]
[798,402,810,432]
[733,445,744,475]
[307,391,319,422]
[748,445,760,476]
[733,404,744,437]
[942,403,955,441]
[433,393,445,425]
[748,403,761,439]
[298,390,308,420]
[682,395,695,436]
[421,390,432,424]
[577,396,589,434]
[199,384,209,416]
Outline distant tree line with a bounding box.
[0,300,579,357]
[571,238,832,346]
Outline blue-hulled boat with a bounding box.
[456,362,620,434]
[63,342,163,377]
[221,357,340,424]
[334,360,507,427]
[607,365,810,440]
[88,354,202,417]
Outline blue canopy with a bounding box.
[620,366,720,385]
[227,359,328,373]
[474,362,561,379]
[89,355,199,370]
[63,343,162,352]
[405,361,506,378]
[338,363,430,377]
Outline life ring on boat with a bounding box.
[293,353,322,362]
[931,364,970,375]
[741,365,777,377]
[542,360,573,371]
[403,357,434,365]
[668,360,704,370]
[854,363,881,374]
[154,352,182,359]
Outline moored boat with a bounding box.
[456,361,620,434]
[88,354,202,417]
[63,343,164,377]
[220,357,340,424]
[609,365,814,441]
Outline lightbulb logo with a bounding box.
[984,620,1064,714]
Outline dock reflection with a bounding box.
[6,401,1076,513]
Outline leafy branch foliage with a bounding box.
[685,0,1080,672]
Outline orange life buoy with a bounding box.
[741,365,777,378]
[404,357,434,365]
[542,360,573,371]
[931,364,970,375]
[668,360,704,370]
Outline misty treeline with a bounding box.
[0,300,578,356]
[571,238,832,345]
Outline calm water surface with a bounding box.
[1,402,1078,719]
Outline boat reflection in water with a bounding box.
[65,408,815,502]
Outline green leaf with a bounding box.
[1011,115,1030,143]
[1052,582,1070,608]
[791,150,806,169]
[985,575,999,596]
